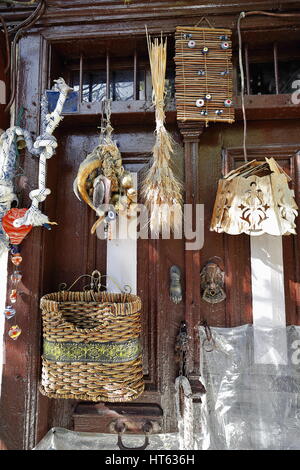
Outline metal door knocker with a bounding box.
[200,258,226,304]
[170,265,183,304]
[115,421,152,450]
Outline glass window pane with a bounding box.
[248,62,276,95]
[72,71,106,102]
[165,67,175,101]
[278,60,300,94]
[72,68,146,102]
[111,70,134,101]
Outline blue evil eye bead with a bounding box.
[215,110,224,115]
[188,40,196,48]
[221,41,230,50]
[220,70,229,77]
[219,35,228,41]
[200,110,208,116]
[3,306,16,320]
[196,99,205,108]
[205,93,212,101]
[105,209,117,222]
[9,244,19,255]
[183,33,192,39]
[224,99,232,107]
[197,70,205,76]
[202,46,209,54]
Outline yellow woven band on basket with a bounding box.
[43,338,141,363]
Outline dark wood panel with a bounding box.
[0,34,43,451]
[0,34,9,130]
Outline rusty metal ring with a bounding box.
[115,421,152,451]
[202,337,216,352]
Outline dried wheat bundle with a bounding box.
[142,32,182,234]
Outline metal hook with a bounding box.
[58,271,132,294]
[115,421,152,451]
[201,320,216,352]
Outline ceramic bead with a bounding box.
[11,254,22,266]
[3,306,16,320]
[10,289,17,304]
[8,325,22,340]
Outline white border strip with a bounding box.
[251,234,287,364]
[106,173,137,294]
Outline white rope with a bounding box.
[14,78,72,227]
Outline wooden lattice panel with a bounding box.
[175,26,234,123]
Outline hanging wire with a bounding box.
[0,15,10,74]
[58,271,132,294]
[237,12,248,163]
[237,9,300,163]
[3,0,46,113]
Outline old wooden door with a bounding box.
[0,1,300,450]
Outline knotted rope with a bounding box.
[14,78,72,227]
[0,78,72,254]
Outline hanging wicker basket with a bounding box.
[39,290,144,402]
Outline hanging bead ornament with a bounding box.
[196,99,205,108]
[0,78,72,340]
[3,306,16,320]
[10,270,22,283]
[9,289,17,304]
[8,325,22,340]
[2,208,32,244]
[11,253,22,266]
[224,99,232,107]
[220,41,230,50]
[175,22,234,123]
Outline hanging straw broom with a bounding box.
[142,31,182,235]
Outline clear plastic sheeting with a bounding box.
[33,427,180,450]
[199,324,300,450]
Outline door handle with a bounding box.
[115,421,152,450]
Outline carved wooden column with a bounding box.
[179,121,205,396]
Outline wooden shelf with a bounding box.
[60,94,300,129]
[60,99,176,128]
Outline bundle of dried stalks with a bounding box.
[142,32,182,235]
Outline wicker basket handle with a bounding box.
[55,302,118,332]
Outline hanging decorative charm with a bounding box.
[174,24,234,124]
[3,306,16,320]
[8,325,22,340]
[142,31,182,235]
[73,99,137,236]
[0,77,72,340]
[210,157,298,236]
[2,208,32,245]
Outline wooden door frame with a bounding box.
[1,2,300,449]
